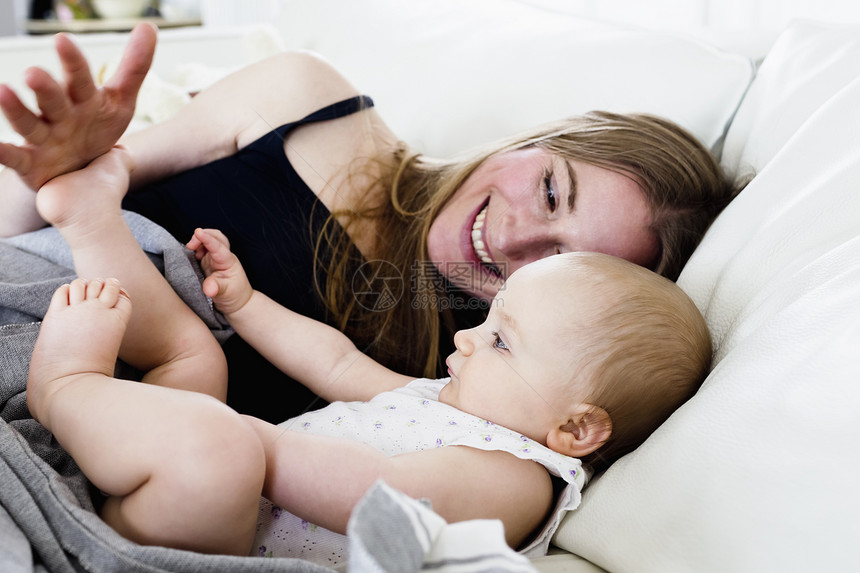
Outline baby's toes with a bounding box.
[46,283,72,315]
[85,278,106,301]
[97,278,123,307]
[99,278,133,320]
[68,277,88,305]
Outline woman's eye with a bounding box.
[492,332,508,350]
[544,172,557,212]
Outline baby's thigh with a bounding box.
[101,401,266,555]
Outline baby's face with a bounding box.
[439,254,604,443]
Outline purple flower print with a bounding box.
[271,506,282,520]
[435,438,443,447]
[258,545,267,557]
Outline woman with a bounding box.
[0,24,738,422]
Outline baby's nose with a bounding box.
[454,328,476,355]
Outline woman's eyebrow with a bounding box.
[565,160,578,213]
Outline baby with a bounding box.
[26,148,711,564]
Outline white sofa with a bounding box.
[2,1,859,571]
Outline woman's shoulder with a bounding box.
[231,49,398,169]
[255,51,360,116]
[281,87,399,217]
[230,50,366,144]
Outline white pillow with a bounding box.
[552,23,860,573]
[273,0,753,158]
[721,20,860,179]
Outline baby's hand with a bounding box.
[0,24,155,190]
[187,228,254,316]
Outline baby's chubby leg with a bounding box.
[28,278,265,555]
[35,147,227,399]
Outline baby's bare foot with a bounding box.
[27,278,132,430]
[35,147,134,248]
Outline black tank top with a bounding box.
[123,96,374,421]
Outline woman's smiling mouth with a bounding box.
[470,203,503,278]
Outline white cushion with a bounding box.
[721,20,860,178]
[552,22,860,572]
[273,0,753,158]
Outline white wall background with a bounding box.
[520,0,860,56]
[192,0,860,58]
[522,0,860,29]
[189,0,860,30]
[3,0,860,54]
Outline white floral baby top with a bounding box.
[251,378,586,566]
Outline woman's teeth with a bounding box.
[471,205,493,264]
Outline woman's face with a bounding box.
[427,147,659,300]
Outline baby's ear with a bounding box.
[546,405,612,458]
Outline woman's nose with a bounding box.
[491,214,557,265]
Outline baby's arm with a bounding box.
[247,417,554,549]
[188,228,413,402]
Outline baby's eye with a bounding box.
[492,332,508,350]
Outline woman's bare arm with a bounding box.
[0,26,359,237]
[0,170,44,237]
[122,50,362,190]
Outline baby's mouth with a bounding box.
[471,204,503,278]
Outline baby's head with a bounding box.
[440,252,711,473]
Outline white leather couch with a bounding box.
[1,1,858,571]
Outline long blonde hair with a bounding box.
[314,111,738,380]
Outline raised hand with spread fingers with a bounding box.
[0,23,156,190]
